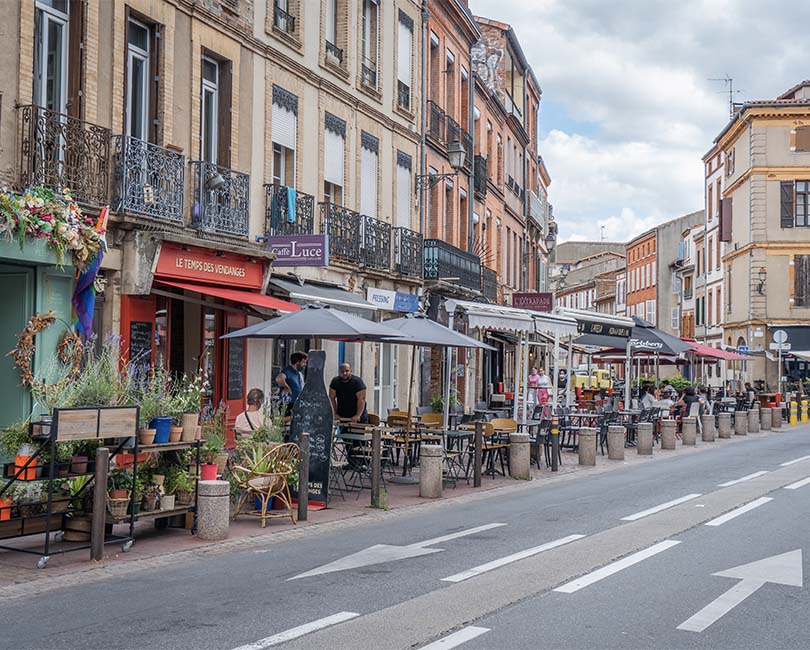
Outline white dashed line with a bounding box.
[419,627,490,649]
[780,455,810,467]
[717,471,769,487]
[704,497,773,527]
[230,612,360,649]
[785,476,810,490]
[621,494,702,521]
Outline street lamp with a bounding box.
[415,140,466,191]
[756,266,767,294]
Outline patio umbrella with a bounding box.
[576,316,691,356]
[222,303,406,341]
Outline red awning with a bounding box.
[156,280,300,313]
[682,339,746,360]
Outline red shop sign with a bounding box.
[155,242,264,290]
[512,292,553,312]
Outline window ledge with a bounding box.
[394,103,416,121]
[270,25,303,51]
[322,57,349,80]
[358,80,382,103]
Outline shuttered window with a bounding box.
[719,197,733,241]
[396,154,411,228]
[323,127,344,187]
[796,181,810,227]
[397,12,412,92]
[360,132,378,218]
[781,181,795,228]
[797,126,810,152]
[794,255,810,307]
[272,86,297,150]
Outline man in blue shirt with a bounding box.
[275,352,307,411]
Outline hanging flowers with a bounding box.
[0,187,103,270]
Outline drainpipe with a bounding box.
[419,1,429,237]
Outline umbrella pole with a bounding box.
[655,352,659,388]
[522,336,530,422]
[444,313,454,431]
[403,345,417,478]
[566,336,573,408]
[552,331,560,406]
[624,339,632,408]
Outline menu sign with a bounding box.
[155,242,263,289]
[512,292,553,312]
[578,320,632,339]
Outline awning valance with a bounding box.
[683,340,747,360]
[446,299,535,333]
[269,277,376,317]
[156,280,299,313]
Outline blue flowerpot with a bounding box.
[254,495,274,512]
[150,417,173,444]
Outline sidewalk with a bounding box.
[0,426,790,593]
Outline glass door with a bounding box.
[374,343,397,416]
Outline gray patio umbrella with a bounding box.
[222,303,406,342]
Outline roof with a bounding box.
[474,15,542,97]
[627,210,704,246]
[779,80,810,99]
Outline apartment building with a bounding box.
[699,143,726,354]
[554,251,625,312]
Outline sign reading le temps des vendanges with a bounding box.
[267,234,329,267]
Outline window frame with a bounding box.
[201,55,219,165]
[34,0,69,114]
[125,17,151,141]
[796,180,810,227]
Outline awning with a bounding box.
[532,312,579,337]
[269,277,376,315]
[554,307,635,337]
[156,280,299,312]
[446,299,535,333]
[683,340,747,360]
[788,350,810,362]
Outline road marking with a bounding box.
[620,494,702,521]
[419,627,490,649]
[785,476,810,490]
[780,455,810,467]
[289,523,507,580]
[717,471,769,487]
[230,612,360,649]
[678,550,803,633]
[554,540,681,593]
[704,497,772,526]
[441,534,586,583]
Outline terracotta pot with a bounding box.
[161,494,176,510]
[181,413,199,442]
[169,426,183,442]
[214,453,229,475]
[175,489,194,506]
[195,425,202,440]
[138,429,156,446]
[108,489,129,500]
[70,455,89,475]
[142,494,158,512]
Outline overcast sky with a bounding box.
[468,0,810,242]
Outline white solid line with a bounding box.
[717,471,769,487]
[419,627,490,649]
[410,523,507,548]
[677,579,764,633]
[780,455,810,467]
[441,534,586,583]
[705,497,773,527]
[230,612,360,650]
[621,494,702,521]
[554,540,681,594]
[785,476,810,490]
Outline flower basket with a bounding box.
[175,489,195,506]
[107,496,129,519]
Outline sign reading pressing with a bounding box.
[155,242,263,289]
[512,292,553,312]
[366,288,419,312]
[267,234,329,267]
[577,319,632,339]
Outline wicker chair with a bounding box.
[232,443,301,527]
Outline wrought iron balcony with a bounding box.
[320,202,360,262]
[18,104,111,208]
[507,175,515,190]
[473,155,488,197]
[273,3,295,34]
[481,266,499,302]
[190,161,250,237]
[361,215,391,271]
[326,40,343,63]
[361,57,377,88]
[427,100,445,143]
[265,185,315,236]
[446,117,460,149]
[395,226,423,278]
[112,135,184,223]
[397,81,411,111]
[461,129,473,168]
[424,239,481,293]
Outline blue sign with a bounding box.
[366,288,419,312]
[738,345,750,354]
[394,292,420,313]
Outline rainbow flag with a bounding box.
[72,207,108,336]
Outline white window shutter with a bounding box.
[360,146,378,218]
[396,163,411,228]
[324,129,344,187]
[272,104,296,150]
[397,21,412,86]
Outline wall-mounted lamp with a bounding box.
[756,266,767,294]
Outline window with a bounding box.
[796,181,810,227]
[34,0,69,113]
[716,289,721,322]
[324,0,344,64]
[646,299,655,325]
[651,260,656,285]
[271,86,297,187]
[444,180,454,242]
[707,183,713,220]
[716,235,721,270]
[795,126,810,152]
[427,166,438,237]
[360,132,378,218]
[671,307,679,330]
[716,179,721,216]
[201,56,219,164]
[126,19,150,140]
[496,135,503,186]
[395,152,411,229]
[396,11,413,110]
[273,0,296,35]
[794,255,810,307]
[445,49,455,118]
[726,148,735,176]
[323,112,345,205]
[361,0,379,89]
[708,236,713,271]
[708,289,713,325]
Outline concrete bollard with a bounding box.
[419,445,444,498]
[197,480,230,541]
[701,414,716,442]
[772,406,782,429]
[760,407,772,431]
[607,425,626,460]
[509,433,531,480]
[748,408,760,433]
[682,417,697,446]
[718,412,732,438]
[734,411,748,436]
[578,427,597,466]
[660,419,677,450]
[637,422,653,456]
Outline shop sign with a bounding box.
[267,234,329,267]
[512,292,553,312]
[578,319,632,338]
[366,288,419,312]
[155,242,263,289]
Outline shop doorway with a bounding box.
[373,342,398,416]
[0,265,34,427]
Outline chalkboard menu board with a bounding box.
[129,321,153,370]
[227,333,245,400]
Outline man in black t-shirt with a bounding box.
[329,363,369,423]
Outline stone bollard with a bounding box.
[637,422,653,456]
[748,408,760,433]
[734,411,748,436]
[509,433,531,480]
[682,417,697,446]
[660,419,677,450]
[701,414,716,442]
[578,427,597,466]
[772,406,782,429]
[718,413,732,438]
[607,425,626,460]
[197,480,230,541]
[760,407,772,431]
[419,445,444,498]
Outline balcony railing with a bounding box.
[265,184,315,236]
[424,239,481,292]
[19,104,111,207]
[361,57,377,88]
[461,129,473,168]
[427,100,445,143]
[473,155,488,197]
[395,226,422,278]
[273,3,295,34]
[190,161,250,237]
[326,40,343,63]
[112,135,184,223]
[397,81,410,110]
[481,266,498,302]
[507,175,515,190]
[320,202,360,262]
[446,117,460,149]
[361,215,391,271]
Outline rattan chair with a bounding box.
[232,443,300,527]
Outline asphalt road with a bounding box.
[1,425,809,650]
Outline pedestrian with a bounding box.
[536,368,550,404]
[329,363,368,423]
[275,351,308,414]
[234,388,268,440]
[641,386,656,409]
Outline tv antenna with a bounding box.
[600,225,606,241]
[708,75,744,119]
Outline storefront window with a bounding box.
[155,296,168,368]
[201,307,217,420]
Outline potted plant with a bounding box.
[165,466,195,506]
[50,479,71,513]
[109,468,131,500]
[172,372,204,442]
[1,421,35,481]
[200,430,224,481]
[70,442,89,475]
[141,482,160,512]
